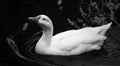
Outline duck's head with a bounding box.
[28,15,53,30]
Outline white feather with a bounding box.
[29,15,112,56]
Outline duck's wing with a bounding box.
[52,32,106,52]
[51,23,112,52]
[53,22,112,42]
[52,28,101,42]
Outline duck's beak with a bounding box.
[28,15,41,23]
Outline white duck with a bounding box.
[28,15,112,56]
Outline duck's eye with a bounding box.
[42,18,47,20]
[42,18,49,22]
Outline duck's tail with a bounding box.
[98,22,112,35]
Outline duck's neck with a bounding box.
[36,25,53,52]
[42,27,53,45]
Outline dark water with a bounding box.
[1,0,120,66]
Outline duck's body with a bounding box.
[29,15,112,56]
